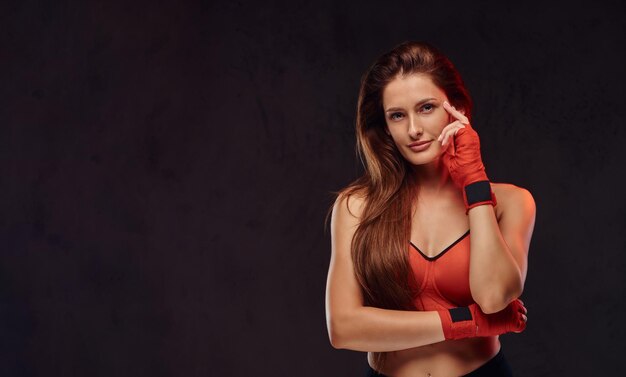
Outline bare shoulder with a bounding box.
[490,182,536,220]
[332,188,368,222]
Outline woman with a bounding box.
[325,41,536,377]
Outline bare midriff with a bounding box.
[368,335,500,377]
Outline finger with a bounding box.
[443,101,469,124]
[440,138,452,152]
[441,142,455,165]
[441,124,466,146]
[443,101,470,125]
[437,120,464,141]
[437,120,466,143]
[518,314,527,329]
[442,126,465,145]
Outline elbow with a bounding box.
[327,314,351,349]
[478,285,524,315]
[329,332,346,349]
[328,324,345,349]
[476,294,509,314]
[478,300,507,315]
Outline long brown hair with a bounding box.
[328,40,473,369]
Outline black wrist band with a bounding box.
[464,180,493,206]
[449,307,472,322]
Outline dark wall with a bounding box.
[1,0,624,376]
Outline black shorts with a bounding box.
[365,347,513,376]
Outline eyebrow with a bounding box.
[385,98,438,113]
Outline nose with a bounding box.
[408,116,423,139]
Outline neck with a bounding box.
[412,156,455,196]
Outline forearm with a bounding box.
[468,204,522,313]
[330,306,445,352]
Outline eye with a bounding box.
[389,112,404,121]
[421,103,436,113]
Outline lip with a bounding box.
[408,140,433,152]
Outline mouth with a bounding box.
[407,140,433,152]
[408,140,433,147]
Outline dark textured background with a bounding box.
[1,0,625,376]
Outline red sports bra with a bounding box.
[408,229,476,311]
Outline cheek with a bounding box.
[423,112,449,133]
[386,127,402,142]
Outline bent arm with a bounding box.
[326,304,445,352]
[325,193,446,352]
[468,185,536,314]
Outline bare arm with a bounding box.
[325,193,446,352]
[468,185,536,314]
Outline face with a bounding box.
[382,73,456,165]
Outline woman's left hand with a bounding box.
[438,101,490,189]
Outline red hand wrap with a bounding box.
[437,299,527,340]
[441,125,496,214]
